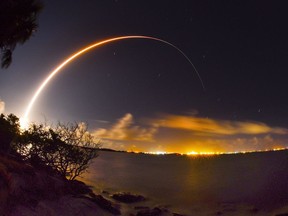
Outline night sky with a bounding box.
[1,1,288,153]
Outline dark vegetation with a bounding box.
[0,0,43,68]
[0,114,125,215]
[0,113,99,180]
[0,114,19,152]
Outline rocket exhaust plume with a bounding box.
[22,35,205,125]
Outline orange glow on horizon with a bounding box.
[114,137,288,156]
[138,147,288,156]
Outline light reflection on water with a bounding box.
[82,150,288,214]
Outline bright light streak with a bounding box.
[23,35,205,121]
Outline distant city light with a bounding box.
[141,147,288,156]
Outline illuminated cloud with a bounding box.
[0,99,5,113]
[93,113,288,153]
[93,113,158,141]
[152,114,288,135]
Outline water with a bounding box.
[82,150,288,215]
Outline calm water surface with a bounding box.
[82,150,288,214]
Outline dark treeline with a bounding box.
[0,114,99,180]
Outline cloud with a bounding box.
[92,112,288,153]
[150,114,288,135]
[0,99,5,113]
[93,113,158,141]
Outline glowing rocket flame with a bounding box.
[23,35,205,122]
[20,117,29,129]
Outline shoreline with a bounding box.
[0,153,185,216]
[2,151,288,216]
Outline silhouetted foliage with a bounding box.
[13,122,99,180]
[0,114,20,152]
[0,0,43,68]
[0,113,99,180]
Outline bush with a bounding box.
[13,122,99,180]
[0,114,20,153]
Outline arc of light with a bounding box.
[23,35,205,121]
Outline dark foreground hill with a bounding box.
[0,153,119,216]
[0,152,185,216]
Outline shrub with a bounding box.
[13,122,99,180]
[0,114,20,153]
